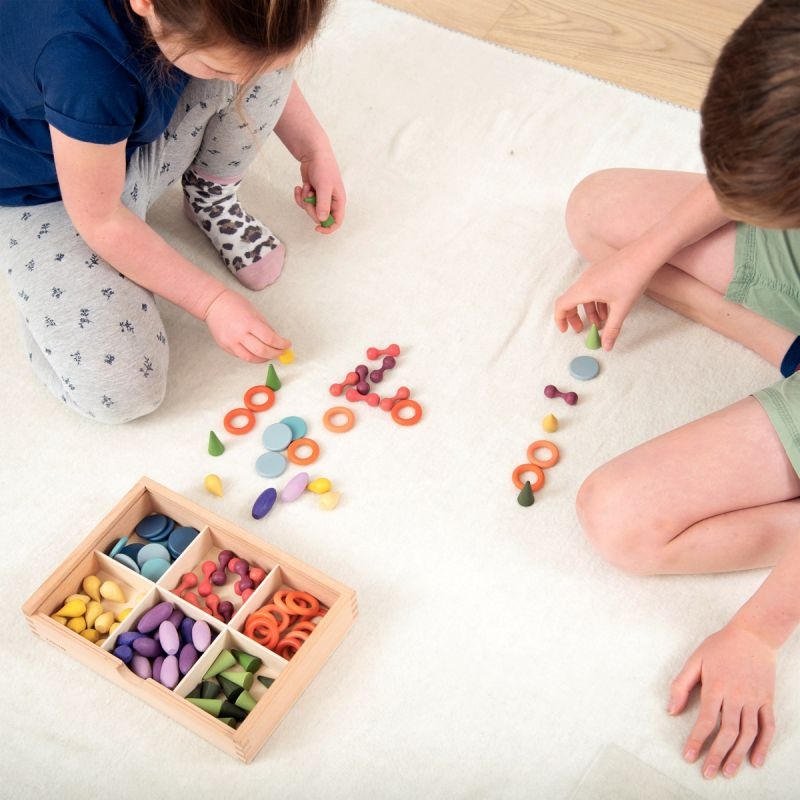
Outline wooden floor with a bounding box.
[375,0,758,109]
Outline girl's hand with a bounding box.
[668,622,777,779]
[293,145,346,233]
[203,289,290,362]
[554,246,655,351]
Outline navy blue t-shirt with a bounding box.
[0,0,190,205]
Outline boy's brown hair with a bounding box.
[701,0,800,228]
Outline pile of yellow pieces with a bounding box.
[49,574,135,645]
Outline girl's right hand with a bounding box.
[203,289,291,363]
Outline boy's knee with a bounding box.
[565,169,622,258]
[576,468,660,576]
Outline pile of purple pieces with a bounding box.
[113,600,214,689]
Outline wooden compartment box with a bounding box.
[22,476,357,763]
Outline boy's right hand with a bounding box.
[203,289,290,363]
[554,245,657,351]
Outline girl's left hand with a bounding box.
[668,622,777,779]
[293,145,346,233]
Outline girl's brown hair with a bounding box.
[117,0,329,87]
[701,0,800,228]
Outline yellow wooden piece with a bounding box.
[99,580,126,603]
[319,491,341,510]
[541,413,559,433]
[49,614,67,625]
[82,575,102,602]
[84,600,104,629]
[278,349,295,364]
[64,593,90,605]
[94,611,116,634]
[204,474,224,497]
[56,599,87,618]
[80,629,101,643]
[66,616,87,633]
[307,477,332,494]
[116,607,132,623]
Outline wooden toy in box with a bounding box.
[22,476,357,763]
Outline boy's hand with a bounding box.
[203,289,290,363]
[293,145,346,233]
[668,622,777,779]
[554,247,653,351]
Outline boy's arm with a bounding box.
[273,80,346,231]
[50,127,289,361]
[555,177,731,351]
[669,533,800,778]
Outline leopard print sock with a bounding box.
[182,168,285,290]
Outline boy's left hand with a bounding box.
[293,145,346,233]
[668,622,777,779]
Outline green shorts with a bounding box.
[729,223,800,476]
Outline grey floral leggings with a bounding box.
[1,69,292,423]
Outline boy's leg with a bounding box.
[577,394,800,575]
[1,203,168,423]
[566,168,797,369]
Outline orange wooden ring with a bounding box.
[287,437,320,466]
[391,398,423,426]
[323,406,355,433]
[512,463,546,491]
[285,591,320,616]
[289,621,318,636]
[526,439,560,468]
[272,590,291,613]
[254,604,291,631]
[244,385,275,412]
[224,407,256,435]
[277,641,299,659]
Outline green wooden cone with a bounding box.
[517,480,535,507]
[585,323,601,350]
[220,699,248,721]
[208,430,225,456]
[217,675,243,702]
[220,669,254,691]
[233,649,262,673]
[265,363,281,391]
[203,649,237,679]
[187,697,224,717]
[235,690,257,713]
[257,675,275,689]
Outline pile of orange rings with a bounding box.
[223,385,276,435]
[243,589,327,660]
[511,439,560,491]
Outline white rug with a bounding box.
[2,1,797,797]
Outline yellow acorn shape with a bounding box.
[93,611,116,635]
[278,349,295,364]
[80,629,101,643]
[116,607,132,623]
[66,616,87,634]
[204,474,224,497]
[82,575,102,602]
[319,491,341,510]
[56,599,87,618]
[541,413,559,433]
[99,580,126,603]
[84,600,104,629]
[64,593,91,605]
[49,614,67,626]
[307,477,332,494]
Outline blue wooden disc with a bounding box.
[167,526,199,559]
[280,416,307,441]
[262,422,293,452]
[256,451,288,478]
[569,355,600,381]
[136,514,170,540]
